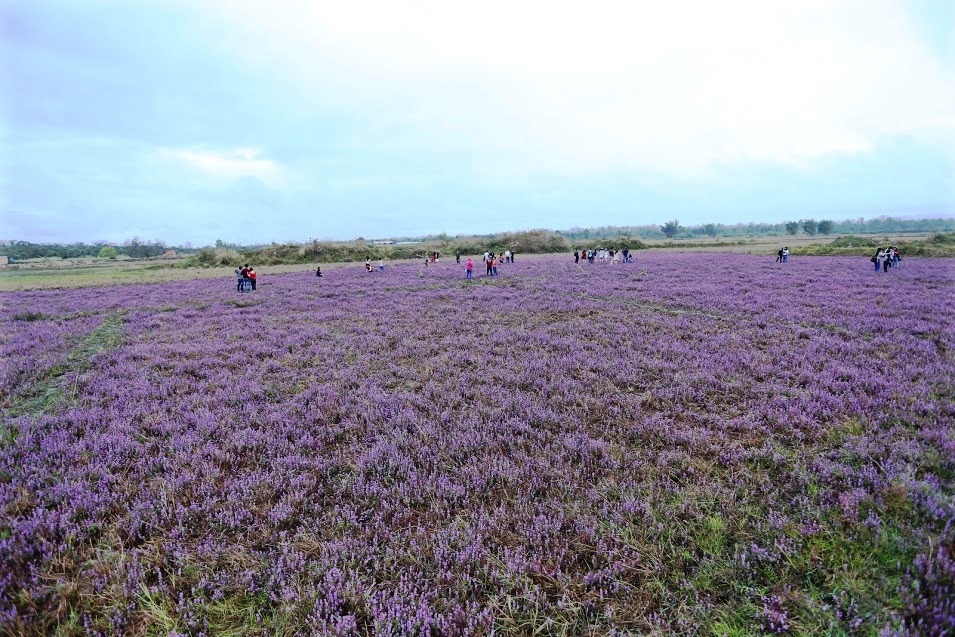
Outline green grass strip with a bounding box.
[4,312,126,423]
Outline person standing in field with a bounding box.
[492,255,499,276]
[365,258,372,273]
[782,248,789,263]
[378,258,384,272]
[574,249,579,263]
[891,247,901,269]
[486,254,493,276]
[455,250,461,264]
[315,266,322,277]
[483,250,489,263]
[872,249,883,272]
[882,249,892,272]
[776,248,783,263]
[504,250,511,263]
[249,267,257,291]
[466,257,473,279]
[240,264,252,292]
[235,267,243,292]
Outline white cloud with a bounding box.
[184,0,954,176]
[158,147,284,185]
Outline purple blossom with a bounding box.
[1,253,953,634]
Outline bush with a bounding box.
[790,245,873,257]
[828,235,878,248]
[928,232,955,245]
[181,248,245,268]
[177,230,576,268]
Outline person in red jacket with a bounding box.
[249,267,257,291]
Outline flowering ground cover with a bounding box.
[2,253,953,636]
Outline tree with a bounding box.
[817,219,834,235]
[701,223,718,238]
[120,237,166,259]
[803,219,818,236]
[661,219,681,239]
[123,237,146,258]
[98,246,118,259]
[785,222,800,235]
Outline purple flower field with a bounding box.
[2,253,953,636]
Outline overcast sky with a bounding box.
[2,0,954,245]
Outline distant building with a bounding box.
[0,256,9,265]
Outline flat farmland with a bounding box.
[2,254,953,636]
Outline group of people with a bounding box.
[409,249,514,278]
[473,249,513,264]
[365,258,385,272]
[574,248,632,264]
[457,250,516,278]
[772,245,905,271]
[481,251,508,276]
[234,264,257,292]
[872,246,901,272]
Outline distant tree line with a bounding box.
[0,238,196,261]
[4,216,952,263]
[561,216,954,241]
